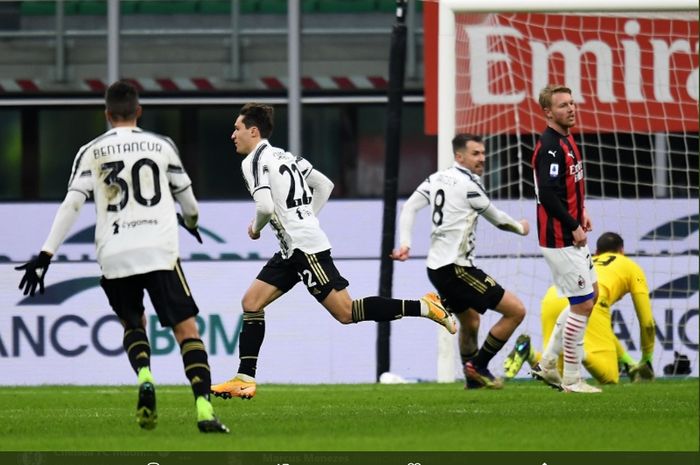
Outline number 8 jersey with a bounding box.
[415,164,494,269]
[67,127,192,278]
[241,141,330,258]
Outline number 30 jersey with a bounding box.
[241,140,330,258]
[416,164,493,269]
[67,127,192,278]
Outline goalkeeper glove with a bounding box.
[16,251,52,296]
[177,213,203,244]
[629,360,655,382]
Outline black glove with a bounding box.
[16,251,52,297]
[177,213,203,244]
[629,360,655,382]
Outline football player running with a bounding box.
[16,80,228,433]
[392,133,530,389]
[211,103,456,399]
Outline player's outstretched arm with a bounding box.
[42,190,87,253]
[480,204,529,236]
[17,190,86,296]
[16,251,52,296]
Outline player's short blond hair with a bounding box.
[538,85,572,110]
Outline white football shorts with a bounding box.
[540,245,597,298]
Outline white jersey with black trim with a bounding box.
[67,126,192,278]
[241,140,331,258]
[417,163,492,269]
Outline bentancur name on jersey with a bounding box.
[93,140,164,158]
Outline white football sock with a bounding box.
[542,306,569,366]
[562,311,588,384]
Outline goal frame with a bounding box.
[437,0,699,170]
[434,0,699,382]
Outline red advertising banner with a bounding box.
[425,11,699,134]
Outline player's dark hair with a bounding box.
[105,80,139,121]
[240,103,274,138]
[539,84,572,110]
[596,232,624,254]
[452,133,483,154]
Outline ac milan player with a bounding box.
[530,84,600,394]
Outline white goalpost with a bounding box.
[433,0,699,382]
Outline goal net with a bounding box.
[427,0,698,381]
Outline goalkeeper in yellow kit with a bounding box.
[505,232,655,384]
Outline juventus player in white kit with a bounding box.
[211,103,456,399]
[16,80,229,433]
[392,134,529,389]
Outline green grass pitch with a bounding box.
[0,379,697,455]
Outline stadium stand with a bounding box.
[17,0,413,16]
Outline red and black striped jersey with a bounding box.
[531,126,586,248]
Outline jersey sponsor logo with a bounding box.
[118,218,159,230]
[549,163,559,177]
[108,218,159,234]
[548,150,557,157]
[569,160,584,181]
[567,151,575,159]
[294,206,313,220]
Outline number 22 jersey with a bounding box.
[241,140,330,258]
